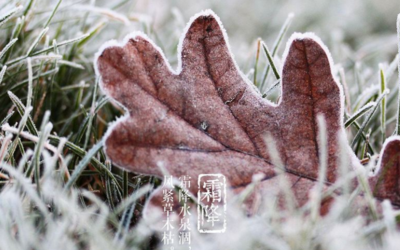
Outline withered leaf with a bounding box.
[370,136,400,206]
[95,10,363,211]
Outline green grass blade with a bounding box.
[30,113,52,194]
[64,140,104,190]
[0,68,59,97]
[23,0,34,16]
[43,0,63,28]
[47,135,122,191]
[7,91,38,136]
[105,160,116,210]
[73,96,109,144]
[77,21,107,47]
[260,13,294,90]
[361,131,371,159]
[253,38,261,85]
[353,86,378,112]
[0,111,14,126]
[26,58,33,108]
[26,28,49,56]
[10,16,24,40]
[2,16,24,63]
[112,184,152,215]
[0,38,18,60]
[386,54,399,82]
[263,79,281,97]
[351,90,389,148]
[83,79,99,150]
[5,33,90,67]
[261,41,280,81]
[0,66,7,84]
[114,178,141,242]
[379,65,387,142]
[345,102,374,128]
[6,105,33,164]
[123,170,128,198]
[0,6,23,28]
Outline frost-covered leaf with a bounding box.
[95,10,362,213]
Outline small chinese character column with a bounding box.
[178,175,191,250]
[161,175,175,249]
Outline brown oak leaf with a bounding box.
[95,10,371,215]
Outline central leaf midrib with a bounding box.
[301,41,320,165]
[199,19,262,157]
